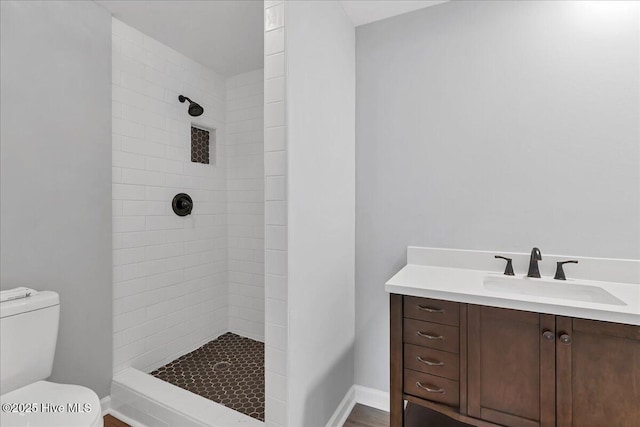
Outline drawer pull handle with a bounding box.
[417,356,444,366]
[417,331,444,340]
[417,305,445,313]
[416,381,445,394]
[416,356,444,366]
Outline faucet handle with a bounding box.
[554,260,578,280]
[495,255,515,276]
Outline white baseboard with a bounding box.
[100,396,111,417]
[325,385,356,427]
[354,385,390,412]
[326,385,389,427]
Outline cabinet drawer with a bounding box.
[404,369,459,407]
[404,296,460,326]
[404,319,459,353]
[404,344,459,380]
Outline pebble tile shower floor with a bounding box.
[150,333,265,421]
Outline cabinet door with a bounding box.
[556,317,640,427]
[468,305,555,427]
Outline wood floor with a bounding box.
[344,404,390,427]
[104,414,130,427]
[103,404,388,427]
[104,403,467,426]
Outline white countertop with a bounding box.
[386,263,640,326]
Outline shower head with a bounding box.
[178,95,204,117]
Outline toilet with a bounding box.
[0,288,103,427]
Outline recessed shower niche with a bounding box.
[191,125,214,165]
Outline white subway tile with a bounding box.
[264,102,285,128]
[265,28,285,56]
[113,216,146,233]
[265,201,286,225]
[265,323,287,351]
[112,18,144,45]
[113,150,146,169]
[266,371,287,402]
[113,308,146,333]
[265,176,286,201]
[265,52,285,80]
[122,200,168,216]
[113,117,145,139]
[113,200,123,217]
[146,215,185,231]
[265,250,286,276]
[145,126,171,145]
[265,346,287,376]
[113,184,145,201]
[264,126,285,152]
[121,168,166,186]
[146,157,183,174]
[113,54,145,79]
[265,151,286,176]
[114,278,146,299]
[113,247,146,266]
[264,0,284,8]
[120,136,164,158]
[265,274,287,301]
[113,85,146,109]
[265,77,285,104]
[265,396,287,427]
[265,3,285,32]
[265,226,287,251]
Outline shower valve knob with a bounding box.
[172,193,193,216]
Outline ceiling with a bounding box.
[338,0,448,27]
[97,0,264,76]
[97,0,448,76]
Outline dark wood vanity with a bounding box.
[390,294,640,427]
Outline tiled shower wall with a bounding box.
[226,70,266,342]
[264,1,289,426]
[111,18,228,374]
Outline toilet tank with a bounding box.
[0,288,60,395]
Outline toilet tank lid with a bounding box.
[0,288,59,318]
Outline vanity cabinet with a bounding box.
[556,317,640,427]
[467,306,555,427]
[390,294,640,427]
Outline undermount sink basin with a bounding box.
[483,275,627,306]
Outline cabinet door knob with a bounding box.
[542,330,555,341]
[559,333,572,345]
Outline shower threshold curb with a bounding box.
[111,368,264,427]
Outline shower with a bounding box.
[178,94,204,116]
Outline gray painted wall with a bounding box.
[287,1,356,425]
[355,1,639,392]
[1,1,112,397]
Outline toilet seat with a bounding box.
[0,381,103,427]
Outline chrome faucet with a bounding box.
[527,247,542,278]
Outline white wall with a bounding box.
[0,0,113,398]
[355,1,640,393]
[287,1,356,426]
[226,69,265,342]
[111,18,228,374]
